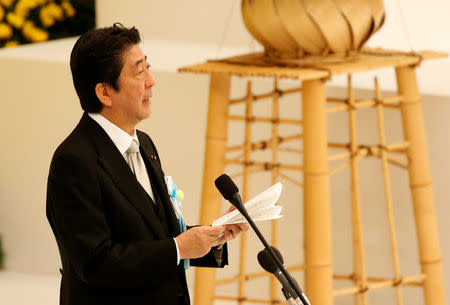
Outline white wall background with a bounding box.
[0,0,449,304]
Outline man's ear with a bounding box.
[95,83,113,108]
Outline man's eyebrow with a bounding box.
[134,55,148,67]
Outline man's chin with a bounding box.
[139,109,151,121]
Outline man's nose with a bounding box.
[145,70,156,88]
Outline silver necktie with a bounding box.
[126,140,154,201]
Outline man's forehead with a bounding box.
[123,45,148,65]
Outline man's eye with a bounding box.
[138,64,150,74]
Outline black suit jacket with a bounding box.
[46,113,227,305]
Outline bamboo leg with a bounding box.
[270,78,280,302]
[395,66,446,305]
[194,73,231,305]
[374,78,404,305]
[302,78,333,305]
[347,75,368,305]
[239,81,253,305]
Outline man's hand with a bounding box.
[175,225,226,259]
[217,206,249,244]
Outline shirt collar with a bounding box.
[88,112,139,155]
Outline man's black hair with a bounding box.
[70,23,141,112]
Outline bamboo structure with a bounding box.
[347,75,368,305]
[179,49,447,305]
[396,66,446,305]
[270,79,281,302]
[302,78,333,305]
[194,73,231,305]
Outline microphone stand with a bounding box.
[234,195,310,305]
[282,288,297,305]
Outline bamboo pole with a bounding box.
[328,151,351,161]
[328,142,349,149]
[396,66,446,305]
[270,78,280,302]
[237,81,254,305]
[278,147,303,153]
[329,161,350,176]
[329,274,425,287]
[230,86,302,105]
[279,172,304,187]
[384,156,408,169]
[302,78,333,305]
[332,273,428,297]
[347,75,368,305]
[326,95,403,113]
[374,78,404,305]
[225,159,303,171]
[226,134,303,152]
[230,168,266,179]
[194,73,231,305]
[327,97,348,103]
[214,295,284,304]
[386,141,409,152]
[215,264,306,285]
[228,115,302,126]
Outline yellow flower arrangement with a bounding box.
[4,39,18,47]
[0,0,14,9]
[6,12,24,29]
[22,19,47,42]
[0,22,13,39]
[39,2,64,27]
[61,1,74,18]
[0,5,4,21]
[0,0,92,48]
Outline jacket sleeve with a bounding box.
[190,244,228,268]
[46,152,178,289]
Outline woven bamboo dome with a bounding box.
[242,0,385,58]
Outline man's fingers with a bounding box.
[216,236,227,246]
[207,225,226,236]
[222,228,233,240]
[237,222,249,231]
[227,226,239,238]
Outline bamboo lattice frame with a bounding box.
[179,49,447,305]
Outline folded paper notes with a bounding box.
[212,182,283,226]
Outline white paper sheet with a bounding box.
[212,182,283,226]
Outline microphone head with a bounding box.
[215,174,239,201]
[257,246,284,273]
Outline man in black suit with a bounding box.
[46,23,247,305]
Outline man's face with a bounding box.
[108,44,155,128]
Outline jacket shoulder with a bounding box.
[50,119,98,173]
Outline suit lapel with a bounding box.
[79,113,167,240]
[138,133,181,236]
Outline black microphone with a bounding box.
[258,247,307,305]
[214,174,310,305]
[214,174,244,211]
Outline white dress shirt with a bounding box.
[88,113,180,265]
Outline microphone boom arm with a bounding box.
[236,202,310,305]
